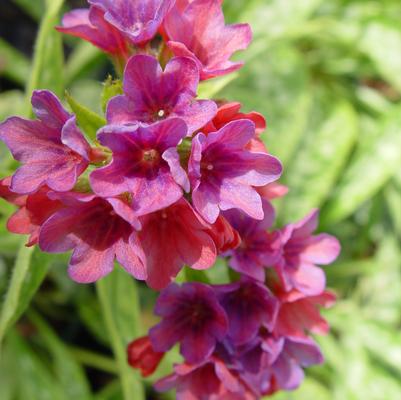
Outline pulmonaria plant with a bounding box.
[0,0,341,398]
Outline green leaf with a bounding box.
[29,311,93,400]
[7,331,65,400]
[65,42,105,86]
[65,91,106,141]
[0,242,34,347]
[13,0,45,21]
[96,268,145,400]
[282,102,358,221]
[0,38,30,85]
[101,76,124,113]
[0,246,52,347]
[0,90,25,121]
[322,107,401,224]
[25,0,65,115]
[197,73,239,99]
[359,19,401,92]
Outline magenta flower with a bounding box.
[133,199,217,289]
[274,209,341,296]
[223,200,281,281]
[56,6,129,57]
[0,90,91,194]
[106,55,217,134]
[89,0,175,44]
[217,280,278,345]
[39,194,145,284]
[90,118,189,216]
[188,120,282,224]
[164,0,252,80]
[149,283,228,364]
[155,356,253,400]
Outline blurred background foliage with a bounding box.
[1,0,401,399]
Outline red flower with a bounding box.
[127,336,164,377]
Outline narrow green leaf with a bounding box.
[25,0,65,115]
[359,19,401,92]
[0,247,52,347]
[7,331,65,400]
[65,91,106,141]
[96,269,145,400]
[0,242,34,347]
[29,311,93,400]
[282,102,358,221]
[385,182,401,237]
[13,0,45,21]
[70,347,118,375]
[101,76,123,113]
[322,108,401,224]
[0,38,30,85]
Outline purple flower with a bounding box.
[224,200,281,281]
[275,209,341,296]
[106,55,217,134]
[163,0,252,80]
[216,279,278,345]
[89,0,175,44]
[149,283,228,364]
[267,337,324,391]
[39,193,145,283]
[188,120,282,224]
[0,90,90,194]
[90,118,189,216]
[56,6,129,57]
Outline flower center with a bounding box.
[157,109,166,118]
[130,22,143,37]
[142,149,160,164]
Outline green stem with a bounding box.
[96,279,145,400]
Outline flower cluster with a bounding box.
[0,0,341,398]
[128,205,339,399]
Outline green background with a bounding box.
[1,0,401,399]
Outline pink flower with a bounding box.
[206,215,241,254]
[56,6,129,58]
[127,336,165,377]
[0,178,62,246]
[90,118,189,216]
[133,199,217,289]
[89,0,175,44]
[257,182,289,201]
[0,90,91,194]
[274,210,341,296]
[155,356,254,400]
[106,55,217,134]
[275,289,336,338]
[149,283,228,363]
[188,120,282,224]
[223,200,280,281]
[163,0,252,80]
[39,193,145,284]
[203,102,266,136]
